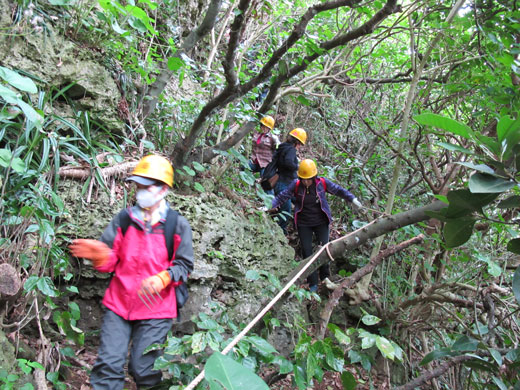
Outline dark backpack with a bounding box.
[260,149,280,191]
[295,177,327,195]
[118,208,189,309]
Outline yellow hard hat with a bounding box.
[260,115,275,129]
[127,155,174,187]
[289,128,307,145]
[298,159,317,179]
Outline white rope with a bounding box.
[183,219,379,390]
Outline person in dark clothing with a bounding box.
[273,128,307,234]
[269,159,362,292]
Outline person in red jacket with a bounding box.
[69,155,194,390]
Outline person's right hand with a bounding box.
[69,239,111,268]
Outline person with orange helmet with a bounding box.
[270,127,307,233]
[69,155,194,389]
[249,115,279,176]
[268,159,362,292]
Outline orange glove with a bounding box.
[69,239,111,268]
[138,271,171,297]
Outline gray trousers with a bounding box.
[90,309,173,390]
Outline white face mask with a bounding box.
[136,185,165,209]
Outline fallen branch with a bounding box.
[285,200,447,285]
[394,355,472,390]
[58,162,137,180]
[317,234,425,339]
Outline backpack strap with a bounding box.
[320,177,327,192]
[294,177,326,195]
[118,208,132,235]
[164,208,179,261]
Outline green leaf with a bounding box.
[205,352,269,390]
[437,142,475,155]
[414,113,473,139]
[507,238,520,254]
[193,182,205,192]
[445,189,498,217]
[192,161,205,172]
[468,173,516,193]
[0,66,38,93]
[497,115,520,143]
[167,57,184,71]
[182,166,196,176]
[239,170,255,186]
[444,217,476,248]
[456,162,494,175]
[245,270,260,281]
[340,371,357,390]
[16,99,43,128]
[513,265,520,306]
[452,335,479,352]
[37,276,57,297]
[489,349,503,366]
[492,376,509,390]
[0,84,19,103]
[376,336,395,360]
[420,348,457,366]
[498,195,520,208]
[361,313,381,326]
[246,335,277,355]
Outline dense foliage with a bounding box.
[1,0,520,389]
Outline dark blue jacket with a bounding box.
[272,177,356,227]
[275,142,298,183]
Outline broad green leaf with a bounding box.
[462,355,497,372]
[497,115,520,143]
[414,113,473,139]
[420,348,457,366]
[489,349,503,366]
[376,336,395,360]
[0,66,38,93]
[445,189,498,218]
[361,313,381,326]
[245,269,260,281]
[468,173,516,193]
[167,57,184,71]
[452,335,479,352]
[247,335,277,355]
[513,265,520,305]
[456,162,494,175]
[16,99,43,128]
[475,134,501,157]
[333,329,351,345]
[487,260,502,277]
[193,182,205,192]
[437,142,474,155]
[360,332,376,349]
[444,217,476,248]
[492,376,508,390]
[340,371,357,390]
[0,84,19,103]
[192,161,205,172]
[273,356,293,374]
[498,195,520,208]
[37,276,57,297]
[239,170,255,185]
[182,165,196,176]
[507,238,520,254]
[205,352,269,390]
